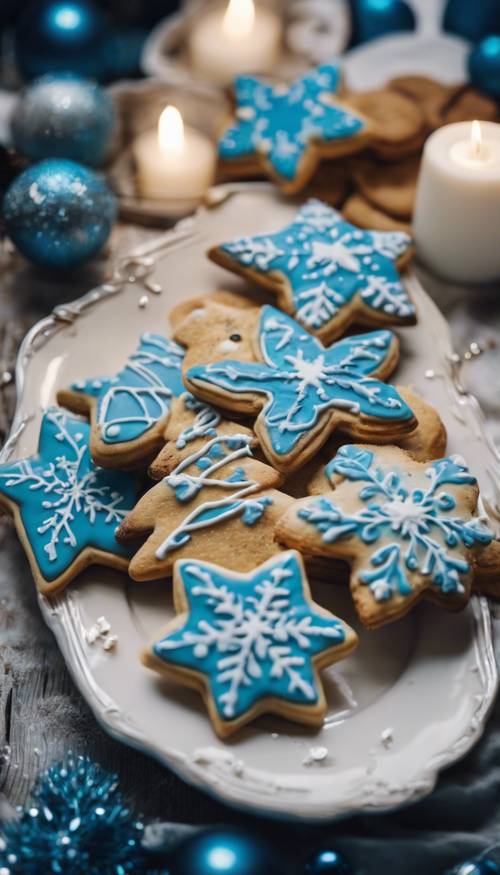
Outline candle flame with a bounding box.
[223,0,255,39]
[158,105,185,156]
[471,120,482,157]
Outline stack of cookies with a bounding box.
[1,196,499,740]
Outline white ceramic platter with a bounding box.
[5,187,500,821]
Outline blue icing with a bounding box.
[187,305,413,458]
[219,200,414,333]
[153,553,347,722]
[71,333,185,445]
[300,445,493,602]
[0,409,135,582]
[219,64,365,181]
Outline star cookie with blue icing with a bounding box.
[219,63,372,193]
[0,409,136,595]
[116,410,293,581]
[276,445,497,628]
[182,303,417,473]
[58,333,185,469]
[142,551,357,737]
[209,199,416,343]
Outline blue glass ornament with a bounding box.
[11,74,116,167]
[445,859,500,875]
[0,755,146,874]
[3,159,117,270]
[14,0,109,81]
[443,0,500,43]
[305,848,354,874]
[169,828,286,875]
[469,36,500,98]
[351,0,416,45]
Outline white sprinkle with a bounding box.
[96,616,111,635]
[302,746,329,767]
[138,295,149,309]
[103,634,118,652]
[425,369,435,379]
[380,727,394,749]
[86,625,99,645]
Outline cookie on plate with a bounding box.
[277,444,495,628]
[58,333,185,469]
[208,199,415,343]
[0,409,136,596]
[141,551,358,738]
[342,194,412,235]
[352,157,419,222]
[181,302,417,472]
[218,63,372,194]
[389,76,498,132]
[116,414,293,581]
[346,89,426,159]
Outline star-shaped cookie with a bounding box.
[209,199,416,343]
[58,333,185,469]
[277,444,495,628]
[0,409,136,595]
[185,305,416,472]
[219,64,371,193]
[142,551,357,737]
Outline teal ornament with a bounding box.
[351,0,416,44]
[11,74,116,167]
[445,860,500,875]
[305,848,354,874]
[14,0,109,81]
[469,36,500,98]
[444,0,500,43]
[0,754,146,874]
[3,159,116,270]
[169,828,285,875]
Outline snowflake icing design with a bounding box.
[298,445,493,602]
[156,433,272,560]
[218,200,414,336]
[0,409,135,582]
[187,306,413,459]
[71,333,185,444]
[219,64,365,182]
[153,553,347,721]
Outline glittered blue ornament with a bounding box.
[444,0,500,43]
[14,0,109,81]
[445,859,500,875]
[3,159,117,270]
[305,848,354,874]
[351,0,416,45]
[469,36,500,98]
[169,828,286,875]
[11,74,116,167]
[0,755,146,874]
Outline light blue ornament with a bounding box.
[351,0,416,45]
[469,36,500,98]
[11,74,116,167]
[169,827,286,875]
[3,158,116,270]
[14,0,109,81]
[305,848,354,874]
[444,0,500,43]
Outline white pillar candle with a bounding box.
[413,121,500,283]
[187,0,282,87]
[133,105,217,213]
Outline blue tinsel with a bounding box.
[0,755,147,874]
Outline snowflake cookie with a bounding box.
[277,444,497,628]
[209,199,415,343]
[58,333,185,469]
[142,551,357,737]
[183,303,417,473]
[0,409,136,595]
[116,412,293,581]
[219,63,372,193]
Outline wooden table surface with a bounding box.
[0,228,499,826]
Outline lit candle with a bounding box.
[413,120,500,283]
[187,0,282,87]
[133,105,217,213]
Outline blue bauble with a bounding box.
[11,74,116,167]
[445,859,500,875]
[351,0,416,45]
[14,0,109,81]
[169,828,285,875]
[444,0,500,43]
[305,848,354,874]
[3,159,116,270]
[469,36,500,98]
